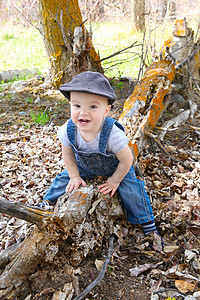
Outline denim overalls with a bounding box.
[44,117,154,224]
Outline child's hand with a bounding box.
[66,176,86,193]
[98,177,120,197]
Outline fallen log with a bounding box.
[0,181,127,299]
[118,57,195,171]
[119,59,176,162]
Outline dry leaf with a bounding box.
[185,249,196,262]
[154,181,162,189]
[163,245,179,254]
[175,279,195,293]
[95,259,104,271]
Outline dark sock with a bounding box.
[142,220,157,235]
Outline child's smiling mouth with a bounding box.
[78,119,91,124]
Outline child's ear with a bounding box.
[104,104,111,117]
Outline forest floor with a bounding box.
[0,75,200,300]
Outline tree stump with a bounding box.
[0,178,127,299]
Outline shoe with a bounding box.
[37,200,54,210]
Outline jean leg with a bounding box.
[44,166,95,204]
[118,167,154,225]
[44,169,70,203]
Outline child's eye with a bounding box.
[73,104,80,108]
[90,105,98,109]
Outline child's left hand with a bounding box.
[98,177,120,197]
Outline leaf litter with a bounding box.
[0,77,200,299]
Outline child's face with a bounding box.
[70,92,111,134]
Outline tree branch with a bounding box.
[97,42,141,63]
[0,199,53,225]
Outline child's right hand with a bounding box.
[66,176,86,193]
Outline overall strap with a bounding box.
[67,118,76,146]
[99,117,125,153]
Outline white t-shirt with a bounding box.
[58,119,128,154]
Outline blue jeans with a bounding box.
[44,166,154,225]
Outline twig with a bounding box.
[103,53,140,66]
[103,55,141,71]
[152,0,158,54]
[138,29,146,80]
[146,132,193,171]
[14,5,43,36]
[0,135,31,143]
[184,18,192,87]
[98,42,140,63]
[193,20,200,45]
[102,195,110,208]
[175,133,190,145]
[189,125,200,131]
[143,23,152,66]
[74,235,115,300]
[103,52,141,65]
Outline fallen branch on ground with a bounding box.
[0,135,31,143]
[74,234,116,300]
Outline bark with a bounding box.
[119,59,176,163]
[0,199,52,225]
[0,182,126,299]
[38,0,103,89]
[162,19,200,84]
[118,57,193,171]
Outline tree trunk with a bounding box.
[0,182,126,299]
[131,0,146,32]
[38,0,103,89]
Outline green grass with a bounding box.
[0,81,5,92]
[90,21,145,78]
[0,24,49,73]
[31,110,50,125]
[25,97,33,104]
[2,33,15,40]
[1,19,198,79]
[0,21,174,79]
[87,20,176,78]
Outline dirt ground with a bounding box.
[0,75,200,300]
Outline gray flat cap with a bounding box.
[59,71,116,104]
